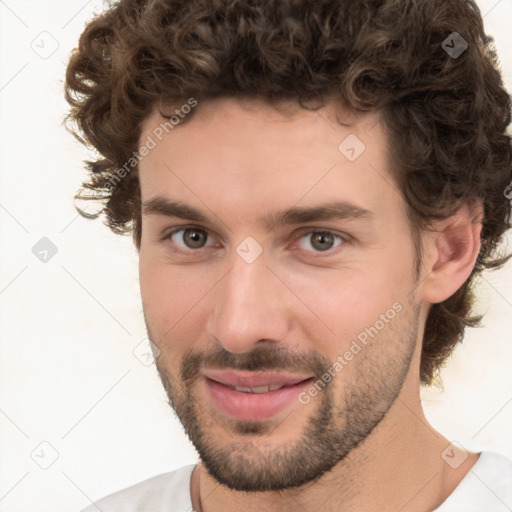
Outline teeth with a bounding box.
[233,384,285,393]
[234,386,255,393]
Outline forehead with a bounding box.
[137,97,403,231]
[140,97,383,153]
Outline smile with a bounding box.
[201,369,313,421]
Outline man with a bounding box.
[65,0,512,510]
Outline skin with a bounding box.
[137,97,482,512]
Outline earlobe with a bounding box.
[420,200,483,304]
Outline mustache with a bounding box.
[179,345,330,383]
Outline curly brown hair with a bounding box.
[65,0,512,385]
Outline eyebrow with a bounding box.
[142,196,374,231]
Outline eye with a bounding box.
[296,230,345,253]
[162,226,347,256]
[165,226,217,251]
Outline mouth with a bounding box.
[200,369,314,422]
[218,383,293,393]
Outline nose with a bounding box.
[206,249,292,354]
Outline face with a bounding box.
[138,97,422,492]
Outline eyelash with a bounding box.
[161,225,349,257]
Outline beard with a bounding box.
[150,300,419,492]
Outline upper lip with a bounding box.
[201,369,312,389]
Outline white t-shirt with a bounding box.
[81,451,512,511]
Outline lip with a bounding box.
[202,369,311,389]
[201,370,313,422]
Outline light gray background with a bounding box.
[0,1,511,511]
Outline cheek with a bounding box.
[291,262,411,355]
[311,280,387,350]
[139,252,216,344]
[139,253,185,330]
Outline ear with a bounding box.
[419,199,483,304]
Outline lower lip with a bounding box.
[204,377,313,422]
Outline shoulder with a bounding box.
[80,464,197,512]
[435,451,512,511]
